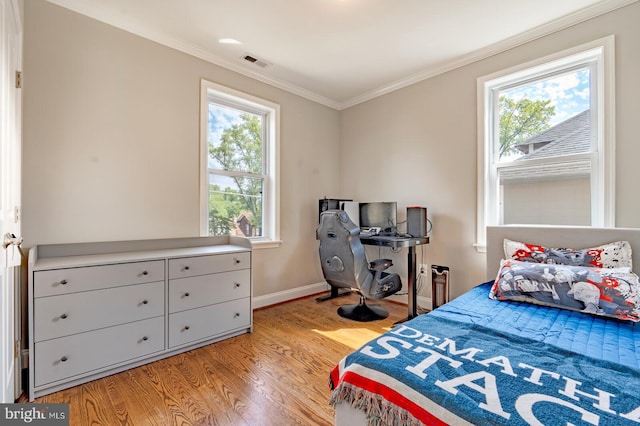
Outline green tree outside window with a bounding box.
[208,112,264,237]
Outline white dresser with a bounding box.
[28,236,252,400]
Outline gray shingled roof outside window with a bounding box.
[516,109,591,160]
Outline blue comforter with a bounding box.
[433,282,640,369]
[330,282,640,425]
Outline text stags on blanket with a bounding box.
[359,325,640,425]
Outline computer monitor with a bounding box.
[359,202,397,234]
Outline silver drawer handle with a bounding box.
[60,279,68,285]
[60,313,68,319]
[60,356,68,362]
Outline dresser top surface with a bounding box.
[31,244,250,270]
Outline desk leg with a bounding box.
[407,246,417,320]
[394,246,418,324]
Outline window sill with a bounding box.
[250,239,283,249]
[473,243,487,253]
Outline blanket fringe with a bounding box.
[330,382,424,426]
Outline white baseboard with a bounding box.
[253,282,432,312]
[253,282,330,309]
[385,293,432,311]
[418,296,432,311]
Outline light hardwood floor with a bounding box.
[29,293,407,425]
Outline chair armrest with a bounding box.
[369,258,393,271]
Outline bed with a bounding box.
[330,225,640,425]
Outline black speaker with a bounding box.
[407,207,427,237]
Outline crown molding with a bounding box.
[148,36,343,110]
[338,0,637,110]
[47,0,637,111]
[46,0,342,109]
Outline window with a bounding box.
[476,36,615,251]
[200,80,280,247]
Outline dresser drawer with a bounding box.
[34,281,164,342]
[169,270,250,314]
[168,298,250,348]
[168,252,250,279]
[34,316,164,387]
[33,260,165,298]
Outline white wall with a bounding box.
[22,0,340,298]
[340,1,640,298]
[22,1,640,303]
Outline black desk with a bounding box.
[360,235,429,321]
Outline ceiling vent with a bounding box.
[241,53,271,69]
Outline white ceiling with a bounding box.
[45,0,634,110]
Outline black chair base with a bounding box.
[337,296,389,322]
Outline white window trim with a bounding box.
[475,35,615,252]
[200,79,281,248]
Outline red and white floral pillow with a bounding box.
[490,259,640,322]
[503,239,633,270]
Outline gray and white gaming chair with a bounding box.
[316,210,402,321]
